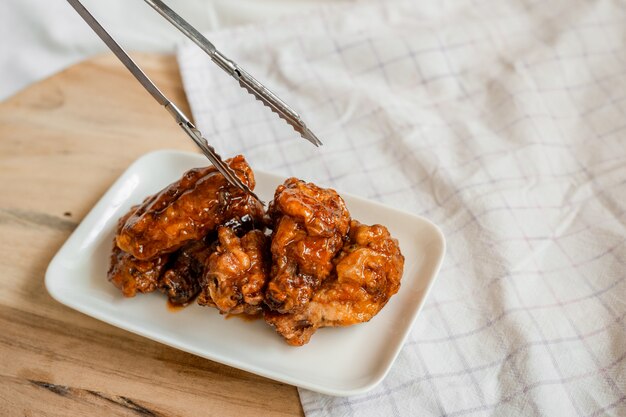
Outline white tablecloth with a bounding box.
[0,0,346,100]
[177,0,626,415]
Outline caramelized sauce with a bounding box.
[166,299,188,312]
[225,312,262,322]
[166,301,261,321]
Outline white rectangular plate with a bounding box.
[45,150,445,396]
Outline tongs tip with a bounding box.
[302,127,323,147]
[246,188,265,207]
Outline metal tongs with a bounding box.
[67,0,322,203]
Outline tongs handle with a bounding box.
[144,0,217,56]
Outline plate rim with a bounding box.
[44,149,446,396]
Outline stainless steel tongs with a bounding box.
[67,0,322,202]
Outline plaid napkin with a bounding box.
[177,0,626,415]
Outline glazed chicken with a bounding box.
[159,239,214,305]
[108,245,169,297]
[108,157,405,347]
[265,221,404,346]
[108,208,170,297]
[116,155,264,260]
[265,178,351,313]
[198,227,270,315]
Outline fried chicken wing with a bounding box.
[107,207,169,297]
[108,247,169,297]
[116,155,264,260]
[265,178,351,313]
[159,239,215,306]
[198,227,270,315]
[265,221,404,346]
[108,163,404,347]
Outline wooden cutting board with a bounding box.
[0,53,303,417]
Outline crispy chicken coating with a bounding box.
[265,221,404,346]
[108,164,404,347]
[265,178,351,313]
[198,227,270,315]
[107,208,169,297]
[116,155,264,260]
[108,247,169,297]
[159,239,215,306]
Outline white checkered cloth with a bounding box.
[177,0,626,415]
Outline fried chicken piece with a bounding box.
[108,207,169,297]
[198,227,270,315]
[265,178,351,313]
[108,247,169,297]
[159,239,215,306]
[265,221,404,346]
[116,155,264,260]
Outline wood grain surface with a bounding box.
[0,53,304,417]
